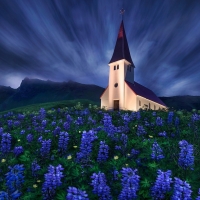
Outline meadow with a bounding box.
[0,101,200,199]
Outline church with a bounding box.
[100,19,167,112]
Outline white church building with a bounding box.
[100,19,167,111]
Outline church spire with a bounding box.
[109,15,134,66]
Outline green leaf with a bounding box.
[148,162,158,169]
[55,191,66,200]
[141,178,151,188]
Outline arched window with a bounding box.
[154,105,156,110]
[114,66,116,70]
[149,103,151,109]
[139,100,141,106]
[117,65,119,69]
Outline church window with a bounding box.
[154,105,156,110]
[117,65,119,69]
[139,100,141,106]
[114,83,118,87]
[149,103,151,109]
[114,66,116,70]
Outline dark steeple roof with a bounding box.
[109,20,134,66]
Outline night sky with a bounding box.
[0,0,200,97]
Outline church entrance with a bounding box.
[113,100,119,111]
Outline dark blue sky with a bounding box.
[0,0,200,97]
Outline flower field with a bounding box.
[0,102,200,199]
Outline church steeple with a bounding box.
[109,20,134,66]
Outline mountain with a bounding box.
[0,77,104,112]
[0,78,200,112]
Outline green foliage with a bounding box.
[0,102,200,199]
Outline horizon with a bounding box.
[0,0,200,96]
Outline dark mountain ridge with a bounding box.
[0,77,200,112]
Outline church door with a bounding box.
[114,100,119,111]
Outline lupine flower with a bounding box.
[51,121,56,126]
[66,187,89,200]
[151,141,165,161]
[171,177,192,200]
[136,111,141,120]
[196,188,200,200]
[118,168,140,200]
[38,136,43,143]
[39,108,46,120]
[152,112,156,116]
[120,133,128,149]
[41,120,47,127]
[13,146,24,157]
[26,134,33,143]
[31,160,41,177]
[40,139,51,158]
[1,133,12,154]
[7,120,13,127]
[42,164,64,200]
[5,164,25,195]
[97,141,109,163]
[136,125,146,137]
[0,191,9,199]
[167,111,174,124]
[156,117,163,126]
[76,130,97,164]
[150,169,173,199]
[175,117,179,127]
[20,130,25,135]
[53,126,61,136]
[0,127,3,136]
[17,114,25,120]
[90,172,112,199]
[178,140,194,170]
[74,117,84,126]
[58,132,69,155]
[158,131,167,137]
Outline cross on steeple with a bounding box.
[120,8,125,20]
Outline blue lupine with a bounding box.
[63,121,70,130]
[191,113,200,123]
[13,146,24,157]
[41,120,47,127]
[136,111,141,120]
[31,160,41,177]
[66,187,89,200]
[26,134,33,143]
[167,111,174,124]
[53,126,61,136]
[150,169,173,199]
[152,111,156,116]
[76,130,98,164]
[42,164,64,200]
[118,168,140,200]
[158,131,167,137]
[39,108,46,120]
[120,133,128,149]
[74,117,84,126]
[58,132,69,155]
[97,141,109,163]
[0,191,9,199]
[17,114,25,120]
[175,117,179,127]
[20,130,25,135]
[40,139,51,158]
[0,127,3,136]
[90,172,112,199]
[196,188,200,200]
[171,177,192,200]
[7,120,13,127]
[38,136,43,143]
[151,141,165,161]
[51,121,56,126]
[178,140,194,170]
[5,164,25,195]
[1,133,12,154]
[136,125,146,137]
[156,116,163,126]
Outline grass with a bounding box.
[0,101,200,199]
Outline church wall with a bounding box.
[108,59,126,110]
[100,87,109,110]
[136,96,166,110]
[124,82,137,111]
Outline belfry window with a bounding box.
[114,66,116,70]
[117,65,119,69]
[139,100,141,106]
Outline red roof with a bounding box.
[125,81,167,107]
[109,20,135,66]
